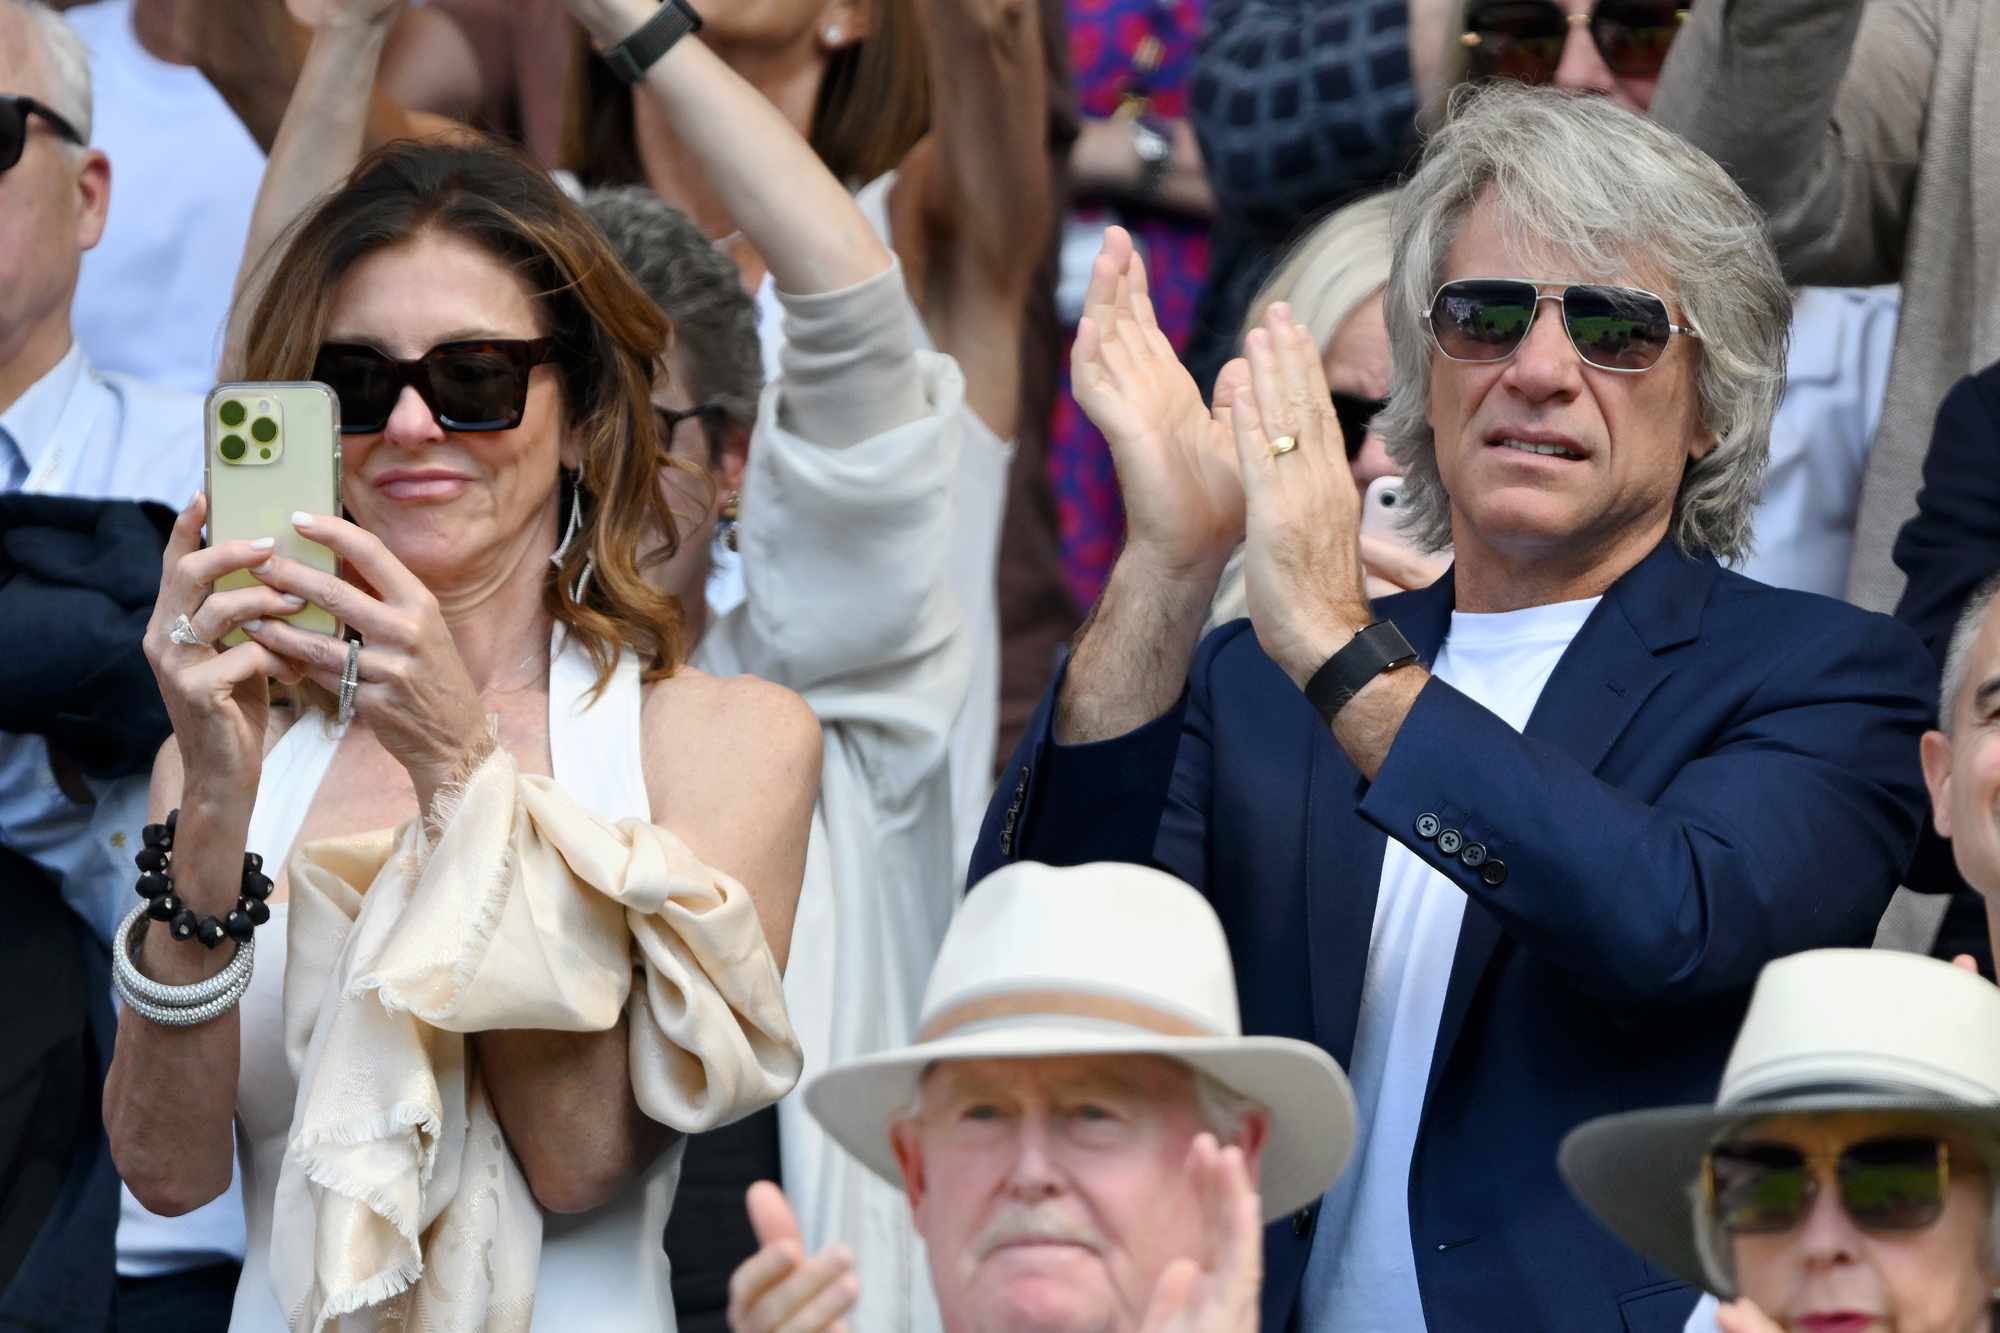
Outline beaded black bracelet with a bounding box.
[133,809,273,949]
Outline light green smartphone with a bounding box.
[204,381,343,647]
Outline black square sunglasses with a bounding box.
[312,339,558,434]
[0,95,86,172]
[1461,0,1688,85]
[1704,1135,1956,1236]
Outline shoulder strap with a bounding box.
[547,627,650,823]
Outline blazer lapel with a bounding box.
[1307,571,1457,1063]
[1420,542,1714,1109]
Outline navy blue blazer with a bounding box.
[969,539,1934,1333]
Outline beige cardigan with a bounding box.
[1652,0,2000,612]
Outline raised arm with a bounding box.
[1650,0,1936,288]
[564,0,891,297]
[905,0,1055,438]
[220,3,411,377]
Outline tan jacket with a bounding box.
[1653,0,2000,612]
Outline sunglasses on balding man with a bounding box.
[1461,0,1688,85]
[0,95,85,173]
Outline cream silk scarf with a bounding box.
[266,746,802,1332]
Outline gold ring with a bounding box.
[1269,435,1300,458]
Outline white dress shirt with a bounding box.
[1738,286,1901,597]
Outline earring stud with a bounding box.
[824,24,843,43]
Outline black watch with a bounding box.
[1303,621,1418,724]
[603,0,704,84]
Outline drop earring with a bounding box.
[550,471,582,564]
[718,491,742,553]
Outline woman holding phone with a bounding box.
[103,125,818,1333]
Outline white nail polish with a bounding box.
[250,537,276,550]
[243,620,264,632]
[252,560,274,575]
[291,511,313,527]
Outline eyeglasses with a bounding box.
[312,339,558,434]
[0,95,86,173]
[1423,278,1699,374]
[1461,1,1688,84]
[1704,1135,1955,1236]
[1331,392,1387,460]
[656,402,729,456]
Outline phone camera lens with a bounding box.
[257,399,272,413]
[218,400,246,428]
[259,448,272,460]
[220,435,246,461]
[250,417,278,444]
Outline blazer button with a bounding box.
[1415,813,1441,840]
[1480,859,1508,887]
[1292,1206,1315,1237]
[1459,841,1488,867]
[1437,828,1463,856]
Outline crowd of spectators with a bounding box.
[6,0,2000,1331]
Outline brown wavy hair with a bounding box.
[239,137,692,694]
[562,2,930,189]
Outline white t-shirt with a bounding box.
[1299,595,1601,1331]
[66,0,265,393]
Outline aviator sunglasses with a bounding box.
[0,95,85,172]
[1461,0,1688,85]
[1331,392,1387,460]
[312,339,558,434]
[1704,1135,1957,1236]
[1423,278,1699,373]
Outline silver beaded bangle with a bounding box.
[112,902,255,1025]
[117,964,253,1028]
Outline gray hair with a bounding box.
[1940,572,2000,735]
[580,185,762,440]
[1375,83,1790,561]
[4,0,91,144]
[1242,189,1399,355]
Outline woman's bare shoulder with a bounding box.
[638,669,822,813]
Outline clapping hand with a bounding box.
[1138,1134,1264,1333]
[1223,303,1373,687]
[1071,226,1246,584]
[726,1182,859,1333]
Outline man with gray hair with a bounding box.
[972,83,1935,1331]
[1919,571,2000,961]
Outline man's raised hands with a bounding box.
[1072,227,1247,585]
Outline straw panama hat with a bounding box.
[1560,948,2000,1290]
[803,861,1359,1221]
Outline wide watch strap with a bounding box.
[1303,621,1419,724]
[603,0,704,84]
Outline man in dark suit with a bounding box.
[970,85,1935,1333]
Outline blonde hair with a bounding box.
[1241,190,1399,355]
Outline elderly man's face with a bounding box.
[1425,194,1711,582]
[0,9,106,372]
[1725,1113,1997,1333]
[1922,603,2000,900]
[889,1054,1264,1333]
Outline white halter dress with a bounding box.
[225,634,684,1331]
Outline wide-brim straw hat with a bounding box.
[804,861,1358,1221]
[1560,949,2000,1291]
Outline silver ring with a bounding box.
[336,638,361,725]
[168,614,208,648]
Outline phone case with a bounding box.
[204,382,342,646]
